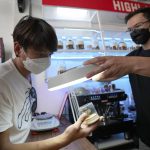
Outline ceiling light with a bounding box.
[57,7,88,21]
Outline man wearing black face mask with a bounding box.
[84,7,150,149]
[128,13,150,45]
[130,21,150,45]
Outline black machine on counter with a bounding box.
[68,87,136,140]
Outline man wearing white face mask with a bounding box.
[0,16,99,150]
[22,51,51,74]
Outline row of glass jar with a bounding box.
[58,39,100,50]
[57,39,138,50]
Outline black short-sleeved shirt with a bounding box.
[127,47,150,147]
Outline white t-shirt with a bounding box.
[0,59,34,143]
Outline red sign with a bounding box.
[42,0,150,13]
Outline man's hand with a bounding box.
[61,113,99,144]
[83,56,133,81]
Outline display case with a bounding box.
[42,5,140,54]
[42,6,133,94]
[55,28,137,52]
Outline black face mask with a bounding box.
[130,28,150,45]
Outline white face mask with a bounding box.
[23,57,51,74]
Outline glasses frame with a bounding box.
[126,20,150,33]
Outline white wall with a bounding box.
[0,0,14,60]
[31,0,42,18]
[0,0,29,59]
[0,0,41,60]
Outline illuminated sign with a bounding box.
[42,0,150,13]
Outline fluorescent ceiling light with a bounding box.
[57,7,88,21]
[114,38,121,40]
[48,64,97,91]
[124,38,132,41]
[104,38,112,40]
[51,56,94,60]
[61,36,66,39]
[63,28,100,33]
[83,37,91,40]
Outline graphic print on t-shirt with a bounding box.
[17,87,37,129]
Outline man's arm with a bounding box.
[0,113,99,150]
[131,56,150,77]
[0,129,66,150]
[83,56,150,81]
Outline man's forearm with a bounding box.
[2,133,69,150]
[128,56,150,77]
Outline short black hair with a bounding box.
[125,7,150,24]
[13,16,58,53]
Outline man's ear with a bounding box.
[14,42,22,57]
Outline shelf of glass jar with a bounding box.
[57,43,137,53]
[55,49,132,57]
[57,38,139,52]
[56,49,133,52]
